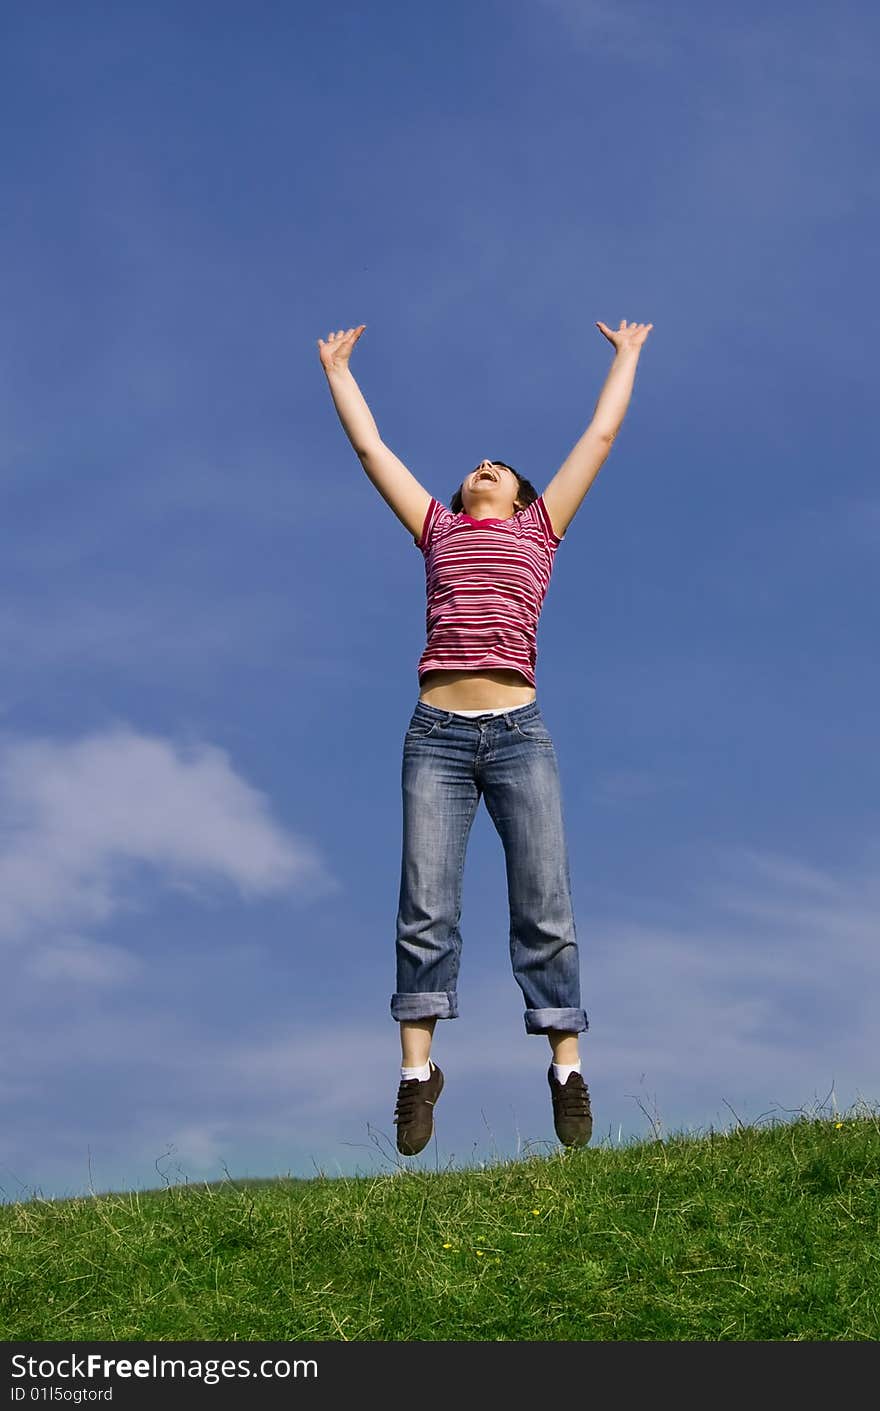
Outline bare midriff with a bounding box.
[418,669,537,710]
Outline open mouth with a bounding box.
[474,470,497,483]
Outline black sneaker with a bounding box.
[394,1061,444,1156]
[548,1065,593,1147]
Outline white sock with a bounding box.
[552,1060,582,1083]
[401,1059,432,1082]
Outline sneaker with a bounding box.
[394,1061,444,1156]
[548,1065,593,1147]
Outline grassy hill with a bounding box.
[2,1110,879,1341]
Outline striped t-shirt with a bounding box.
[414,495,564,688]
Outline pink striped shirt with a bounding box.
[414,495,564,688]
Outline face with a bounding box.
[461,460,521,515]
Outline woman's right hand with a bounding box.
[317,325,366,375]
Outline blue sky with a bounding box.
[2,0,878,1200]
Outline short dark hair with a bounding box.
[450,461,539,515]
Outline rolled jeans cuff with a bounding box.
[391,991,459,1021]
[524,1006,589,1036]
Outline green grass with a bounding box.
[3,1109,879,1341]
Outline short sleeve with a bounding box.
[415,497,455,553]
[525,494,564,550]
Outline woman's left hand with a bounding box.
[596,319,654,352]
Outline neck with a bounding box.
[463,499,518,519]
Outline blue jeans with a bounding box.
[391,698,588,1036]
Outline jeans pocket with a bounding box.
[512,718,554,745]
[405,718,442,739]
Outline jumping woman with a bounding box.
[317,317,653,1155]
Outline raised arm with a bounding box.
[318,326,431,543]
[542,319,654,539]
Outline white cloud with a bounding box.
[0,724,340,948]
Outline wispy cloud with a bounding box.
[596,767,686,802]
[0,590,297,678]
[24,933,142,985]
[534,1,877,82]
[3,835,878,1195]
[0,724,340,949]
[533,0,678,65]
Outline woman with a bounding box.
[317,317,653,1155]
